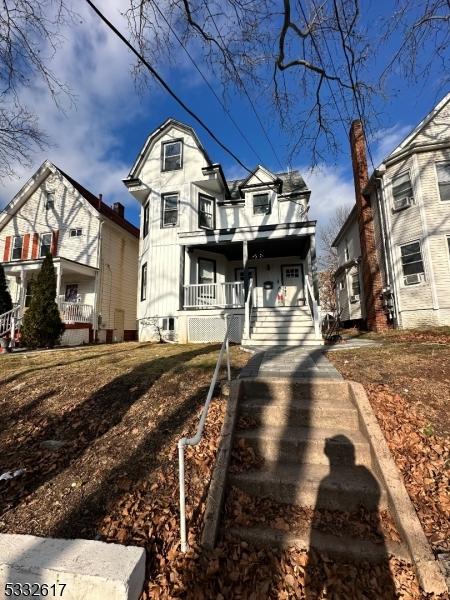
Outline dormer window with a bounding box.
[162,140,183,171]
[253,193,271,215]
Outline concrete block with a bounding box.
[0,534,145,600]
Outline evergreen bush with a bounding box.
[0,264,13,315]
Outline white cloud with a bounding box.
[370,123,412,167]
[0,1,156,220]
[304,164,354,223]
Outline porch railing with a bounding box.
[0,305,21,338]
[57,297,93,324]
[183,281,244,309]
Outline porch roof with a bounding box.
[185,233,311,261]
[3,257,98,278]
[178,220,316,248]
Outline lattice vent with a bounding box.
[188,315,243,343]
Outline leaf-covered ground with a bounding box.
[328,334,450,560]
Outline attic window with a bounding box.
[45,192,55,210]
[162,140,182,171]
[253,193,271,215]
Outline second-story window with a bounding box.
[162,140,182,171]
[11,236,23,260]
[344,240,349,261]
[253,193,271,215]
[161,193,179,227]
[70,228,83,237]
[436,161,450,202]
[199,194,215,229]
[143,202,149,237]
[141,263,147,301]
[392,172,414,211]
[40,233,52,257]
[351,270,360,295]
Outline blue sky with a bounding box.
[0,0,447,237]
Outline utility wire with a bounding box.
[203,2,285,171]
[84,0,257,178]
[152,2,265,164]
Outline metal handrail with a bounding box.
[244,278,255,339]
[305,277,321,338]
[178,314,233,552]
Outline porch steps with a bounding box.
[244,306,323,347]
[222,379,410,565]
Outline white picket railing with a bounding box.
[57,297,93,324]
[0,305,21,338]
[183,281,244,309]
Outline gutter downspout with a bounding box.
[93,217,104,340]
[374,174,398,326]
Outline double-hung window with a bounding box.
[199,194,215,229]
[45,192,55,210]
[392,172,414,211]
[253,193,271,215]
[40,233,52,257]
[11,236,23,260]
[161,193,178,227]
[143,202,149,237]
[351,270,360,296]
[436,162,450,202]
[161,140,182,171]
[400,241,425,284]
[141,263,147,301]
[198,258,216,300]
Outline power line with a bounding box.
[84,0,257,178]
[152,2,265,164]
[203,2,285,171]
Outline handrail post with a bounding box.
[10,316,15,349]
[225,314,231,381]
[178,440,188,552]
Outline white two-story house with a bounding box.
[123,119,322,346]
[333,92,450,329]
[0,161,139,345]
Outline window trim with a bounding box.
[143,201,150,237]
[39,232,52,258]
[11,235,23,261]
[197,257,217,285]
[391,170,415,211]
[161,139,183,172]
[198,193,216,230]
[252,192,271,216]
[161,192,179,228]
[435,160,450,203]
[140,262,147,302]
[399,239,426,285]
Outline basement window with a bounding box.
[161,317,175,331]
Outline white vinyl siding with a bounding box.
[436,162,450,202]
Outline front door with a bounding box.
[281,264,305,306]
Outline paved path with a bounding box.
[240,346,342,380]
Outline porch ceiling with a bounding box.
[188,235,310,260]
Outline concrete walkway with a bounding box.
[240,345,342,380]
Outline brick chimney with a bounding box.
[350,120,389,332]
[112,202,125,218]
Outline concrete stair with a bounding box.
[224,379,409,562]
[243,306,323,347]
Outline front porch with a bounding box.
[3,257,97,331]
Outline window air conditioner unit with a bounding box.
[404,273,422,286]
[393,196,413,212]
[350,294,360,303]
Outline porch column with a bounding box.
[242,240,249,298]
[20,268,26,307]
[310,233,320,305]
[56,262,62,301]
[179,245,185,311]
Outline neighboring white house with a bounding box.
[0,161,139,345]
[123,118,322,346]
[333,92,450,329]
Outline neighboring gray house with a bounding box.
[333,92,450,329]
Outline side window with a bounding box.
[161,140,183,171]
[143,202,149,237]
[161,193,179,227]
[70,228,83,237]
[199,194,215,229]
[392,172,414,211]
[11,236,23,260]
[141,263,147,301]
[253,193,271,215]
[40,233,52,257]
[436,162,450,202]
[400,241,425,285]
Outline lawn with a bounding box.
[0,343,248,569]
[327,329,450,560]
